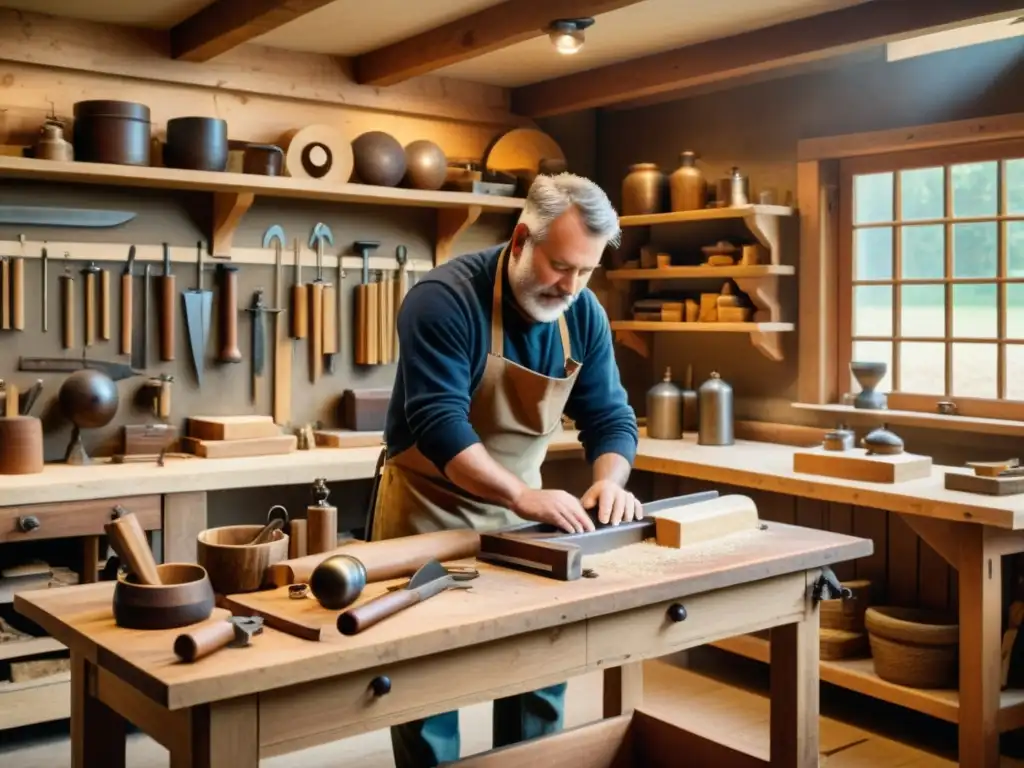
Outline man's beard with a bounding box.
[508,242,577,323]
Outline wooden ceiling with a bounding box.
[1,0,1021,118]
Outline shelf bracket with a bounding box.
[614,330,649,358]
[436,205,482,265]
[735,275,785,362]
[210,192,255,257]
[743,211,780,265]
[749,330,784,362]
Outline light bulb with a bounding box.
[550,28,584,55]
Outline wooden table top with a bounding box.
[15,522,869,710]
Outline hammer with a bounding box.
[173,616,264,663]
[309,223,336,376]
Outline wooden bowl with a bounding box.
[197,524,289,595]
[113,563,215,630]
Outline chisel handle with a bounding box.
[120,273,133,356]
[292,282,307,339]
[99,269,111,341]
[337,588,421,636]
[160,274,176,361]
[218,267,242,363]
[174,621,235,663]
[60,275,74,349]
[1,259,9,330]
[84,271,96,347]
[322,284,337,356]
[309,282,323,382]
[11,257,24,331]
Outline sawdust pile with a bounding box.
[582,529,764,576]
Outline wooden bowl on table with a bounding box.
[197,524,289,594]
[113,563,215,630]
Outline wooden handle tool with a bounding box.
[367,275,379,365]
[308,281,324,382]
[355,284,367,365]
[248,518,285,545]
[338,588,421,636]
[291,239,307,340]
[4,384,19,418]
[81,262,100,348]
[1,257,9,330]
[322,282,337,358]
[11,256,24,331]
[104,510,162,585]
[288,519,307,559]
[121,246,136,356]
[99,267,111,341]
[394,245,409,361]
[173,616,263,663]
[59,259,74,350]
[217,265,242,363]
[159,243,176,361]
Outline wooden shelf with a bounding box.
[0,671,71,730]
[0,155,523,261]
[610,321,793,363]
[792,403,1024,438]
[710,634,1024,732]
[0,636,64,662]
[619,204,794,228]
[606,264,795,281]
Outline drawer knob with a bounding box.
[667,603,687,623]
[16,515,40,533]
[370,675,392,697]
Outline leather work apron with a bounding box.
[370,246,582,541]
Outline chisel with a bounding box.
[143,263,151,367]
[11,253,24,332]
[159,243,175,361]
[99,264,110,341]
[59,253,74,349]
[121,246,136,357]
[81,261,100,348]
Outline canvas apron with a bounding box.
[370,246,582,541]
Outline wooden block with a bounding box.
[653,494,760,549]
[340,389,391,432]
[793,447,932,484]
[945,471,1024,496]
[122,424,179,455]
[181,434,297,459]
[312,429,384,449]
[187,415,281,442]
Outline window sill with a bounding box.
[791,403,1024,438]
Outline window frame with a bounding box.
[835,137,1024,417]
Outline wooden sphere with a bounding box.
[352,131,406,187]
[403,140,447,190]
[58,369,119,428]
[0,416,44,474]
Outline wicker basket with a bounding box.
[821,579,871,632]
[865,606,958,689]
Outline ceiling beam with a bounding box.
[511,0,1024,118]
[170,0,339,62]
[353,0,648,87]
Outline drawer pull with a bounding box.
[16,515,40,533]
[666,603,687,623]
[370,675,392,697]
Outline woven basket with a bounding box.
[821,579,871,632]
[865,606,958,689]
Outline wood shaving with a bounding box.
[582,529,764,576]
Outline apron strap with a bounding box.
[491,244,574,363]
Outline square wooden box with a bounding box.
[793,447,932,484]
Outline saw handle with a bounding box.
[337,588,421,636]
[160,273,176,361]
[218,266,242,363]
[174,621,235,663]
[120,272,133,355]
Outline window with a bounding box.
[837,139,1024,413]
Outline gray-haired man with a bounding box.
[371,173,641,766]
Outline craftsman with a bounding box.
[372,173,640,767]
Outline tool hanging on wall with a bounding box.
[121,246,136,358]
[246,288,283,403]
[19,356,143,381]
[353,240,380,366]
[393,245,409,361]
[41,246,49,333]
[147,373,173,420]
[308,223,335,380]
[159,243,175,361]
[182,242,213,386]
[142,262,152,367]
[263,225,291,427]
[59,253,74,349]
[81,261,100,348]
[217,263,242,364]
[336,246,347,365]
[375,269,390,365]
[290,238,307,341]
[98,262,110,342]
[0,255,9,330]
[11,235,25,332]
[0,205,136,228]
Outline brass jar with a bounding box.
[622,163,665,216]
[669,151,706,212]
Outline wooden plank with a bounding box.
[793,448,933,484]
[354,0,647,86]
[0,673,70,730]
[171,0,339,62]
[510,0,1024,116]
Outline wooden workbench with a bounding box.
[15,522,869,767]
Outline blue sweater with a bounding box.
[385,244,638,474]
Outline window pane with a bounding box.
[1008,284,1024,339]
[854,172,893,224]
[1008,158,1024,215]
[854,227,893,280]
[953,283,997,338]
[900,166,944,221]
[900,342,945,395]
[952,343,997,398]
[1008,345,1024,400]
[901,224,945,279]
[951,161,997,217]
[901,285,945,337]
[1010,221,1024,277]
[952,222,997,278]
[851,341,892,393]
[853,286,892,336]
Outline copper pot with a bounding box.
[622,163,665,216]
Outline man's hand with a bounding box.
[512,489,596,534]
[581,480,643,526]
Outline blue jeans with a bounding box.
[390,682,567,767]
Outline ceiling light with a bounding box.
[547,18,594,55]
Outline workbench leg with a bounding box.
[71,653,126,768]
[958,526,1002,768]
[603,662,644,717]
[163,491,207,563]
[171,695,259,768]
[770,601,819,767]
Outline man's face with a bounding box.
[508,208,606,323]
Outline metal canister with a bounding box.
[646,367,683,440]
[698,371,734,446]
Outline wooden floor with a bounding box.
[0,646,1019,767]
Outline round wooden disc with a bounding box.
[483,128,566,176]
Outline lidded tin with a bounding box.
[646,367,683,440]
[698,371,734,446]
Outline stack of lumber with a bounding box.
[183,416,297,458]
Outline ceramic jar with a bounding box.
[622,163,665,216]
[669,151,706,212]
[646,367,683,440]
[34,122,74,161]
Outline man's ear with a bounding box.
[510,223,530,257]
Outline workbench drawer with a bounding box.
[451,709,767,767]
[586,571,808,665]
[0,496,161,544]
